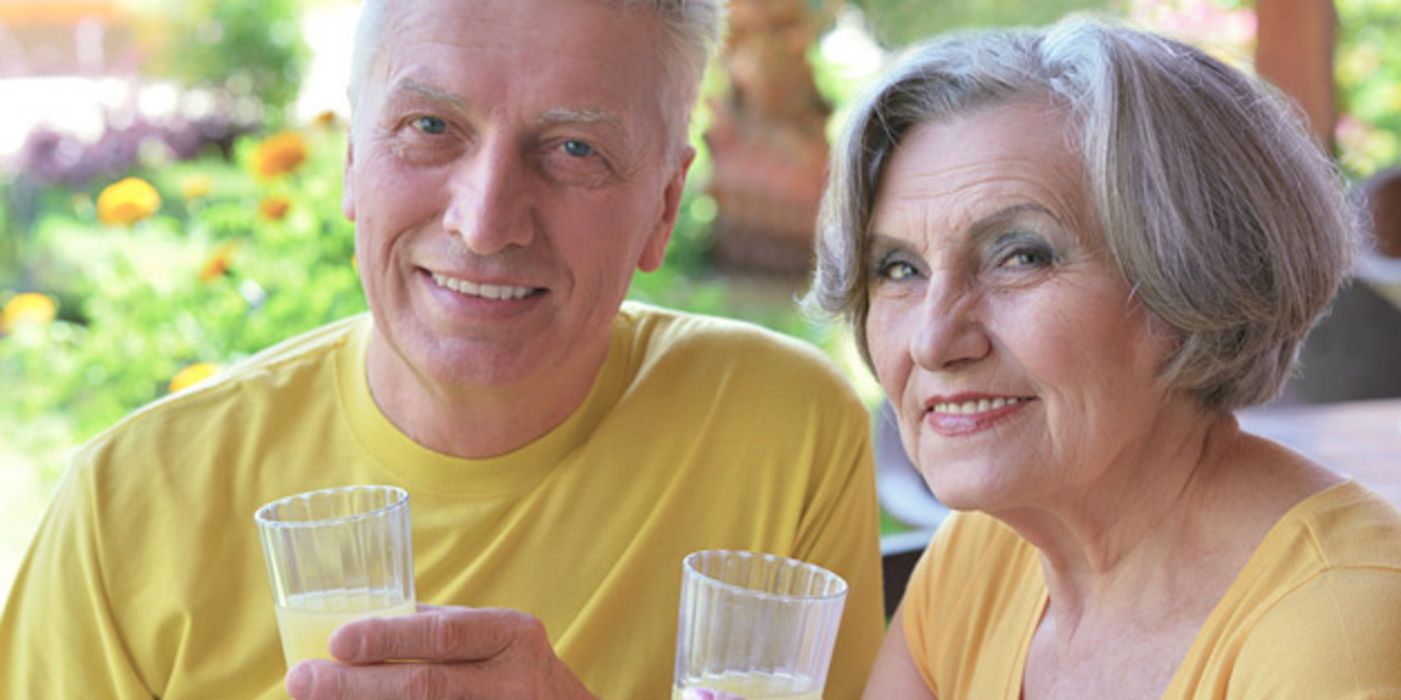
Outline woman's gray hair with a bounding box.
[349,0,723,158]
[810,17,1355,412]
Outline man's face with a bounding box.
[345,0,690,393]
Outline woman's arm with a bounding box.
[862,603,937,700]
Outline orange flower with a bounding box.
[96,177,161,226]
[180,173,214,200]
[251,131,308,180]
[259,196,291,221]
[2,292,56,332]
[200,242,238,282]
[169,362,221,393]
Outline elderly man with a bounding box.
[0,0,883,698]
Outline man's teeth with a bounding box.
[431,273,533,300]
[932,397,1028,414]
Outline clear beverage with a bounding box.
[273,590,416,667]
[672,672,823,700]
[673,550,847,700]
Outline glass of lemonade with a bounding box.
[254,485,416,669]
[673,550,848,700]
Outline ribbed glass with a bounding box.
[674,550,848,698]
[254,485,415,667]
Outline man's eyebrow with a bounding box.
[539,107,622,127]
[390,79,467,108]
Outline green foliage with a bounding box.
[850,0,1108,47]
[149,0,310,123]
[1336,0,1401,177]
[1,124,358,485]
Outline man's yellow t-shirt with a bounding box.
[904,480,1401,698]
[0,303,884,699]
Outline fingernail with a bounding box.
[682,689,715,700]
[285,663,314,698]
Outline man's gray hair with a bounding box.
[349,0,723,156]
[810,17,1355,412]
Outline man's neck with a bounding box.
[363,330,609,459]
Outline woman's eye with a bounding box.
[562,140,594,157]
[999,246,1052,269]
[880,260,917,281]
[412,116,447,135]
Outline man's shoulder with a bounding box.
[618,301,850,388]
[77,315,365,467]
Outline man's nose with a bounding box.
[910,272,991,371]
[442,139,534,255]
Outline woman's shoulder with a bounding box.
[1219,482,1401,694]
[1229,544,1401,695]
[1269,480,1401,571]
[899,511,1044,696]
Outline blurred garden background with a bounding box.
[3,0,1399,601]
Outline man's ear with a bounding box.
[638,146,696,272]
[341,141,357,221]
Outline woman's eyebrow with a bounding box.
[870,202,1060,249]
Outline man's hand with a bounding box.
[284,605,597,700]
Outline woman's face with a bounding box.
[865,99,1175,514]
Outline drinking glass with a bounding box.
[254,485,416,668]
[673,549,848,699]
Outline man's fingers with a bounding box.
[287,658,459,700]
[286,658,546,700]
[328,607,531,663]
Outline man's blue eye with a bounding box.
[414,116,447,135]
[562,140,593,157]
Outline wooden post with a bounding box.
[1254,0,1337,151]
[705,0,835,274]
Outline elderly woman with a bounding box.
[811,19,1401,699]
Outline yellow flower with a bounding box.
[259,196,291,221]
[200,242,238,282]
[96,177,161,226]
[169,362,221,393]
[180,173,214,200]
[2,292,56,332]
[251,131,309,180]
[314,110,339,127]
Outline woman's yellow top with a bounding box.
[904,480,1401,698]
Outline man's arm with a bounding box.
[0,463,154,698]
[792,393,885,700]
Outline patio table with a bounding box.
[1237,397,1401,507]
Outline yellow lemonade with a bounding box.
[274,591,416,667]
[673,672,822,700]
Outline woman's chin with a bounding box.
[918,460,1023,513]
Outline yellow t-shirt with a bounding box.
[904,481,1401,699]
[0,303,884,699]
